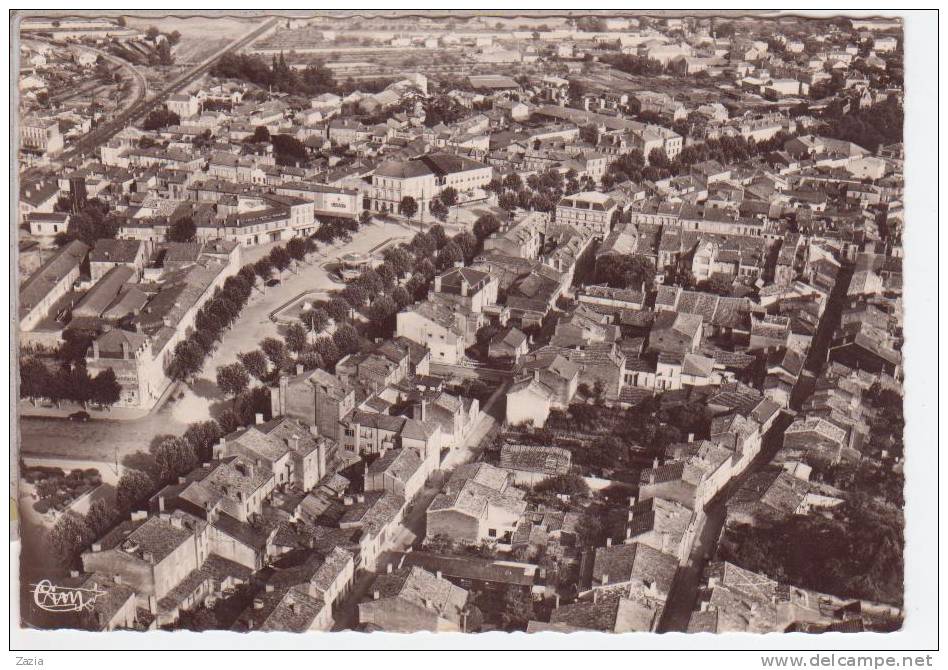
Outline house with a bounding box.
[623,496,694,559]
[371,153,492,216]
[27,211,70,243]
[18,239,88,332]
[432,266,499,315]
[488,326,529,365]
[555,192,618,239]
[89,238,147,282]
[426,463,527,547]
[687,561,865,634]
[649,311,703,355]
[589,542,679,605]
[214,415,333,491]
[167,94,200,119]
[365,447,426,501]
[81,510,251,626]
[396,299,470,365]
[359,566,470,632]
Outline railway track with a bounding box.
[54,17,278,164]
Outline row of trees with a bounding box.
[211,51,338,99]
[165,235,319,385]
[19,360,121,409]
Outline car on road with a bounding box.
[265,278,281,287]
[68,411,91,422]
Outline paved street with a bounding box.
[169,220,414,425]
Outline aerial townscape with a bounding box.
[16,12,905,635]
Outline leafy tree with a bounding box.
[84,499,116,537]
[367,295,398,323]
[269,246,292,274]
[216,362,250,401]
[142,108,180,131]
[238,350,269,382]
[382,246,413,277]
[437,240,464,269]
[485,178,504,197]
[284,322,308,354]
[115,470,156,514]
[300,307,329,334]
[392,285,412,309]
[49,513,95,569]
[398,196,418,221]
[429,198,449,222]
[251,125,271,144]
[254,257,274,283]
[325,296,352,322]
[151,436,198,485]
[168,216,196,243]
[286,237,307,262]
[332,323,361,355]
[359,210,373,227]
[696,274,734,296]
[473,213,502,240]
[440,186,459,208]
[19,357,51,403]
[260,337,287,368]
[90,368,122,409]
[183,420,223,462]
[216,409,241,436]
[168,340,205,381]
[453,230,478,262]
[594,254,655,291]
[271,134,309,166]
[234,387,273,426]
[312,337,341,369]
[499,589,535,631]
[497,192,519,213]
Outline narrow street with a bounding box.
[663,263,854,631]
[658,410,795,632]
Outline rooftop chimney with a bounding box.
[386,563,393,574]
[255,412,264,425]
[373,590,380,600]
[296,363,304,375]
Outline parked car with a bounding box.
[68,411,90,422]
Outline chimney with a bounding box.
[653,457,660,469]
[688,432,694,443]
[157,496,165,512]
[373,590,380,600]
[436,570,442,580]
[555,594,560,608]
[91,542,102,552]
[386,563,393,574]
[419,398,427,422]
[533,367,540,382]
[296,363,304,375]
[606,537,612,547]
[255,412,264,425]
[148,595,158,614]
[601,574,609,585]
[266,584,275,593]
[70,570,80,578]
[593,589,599,603]
[253,598,264,610]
